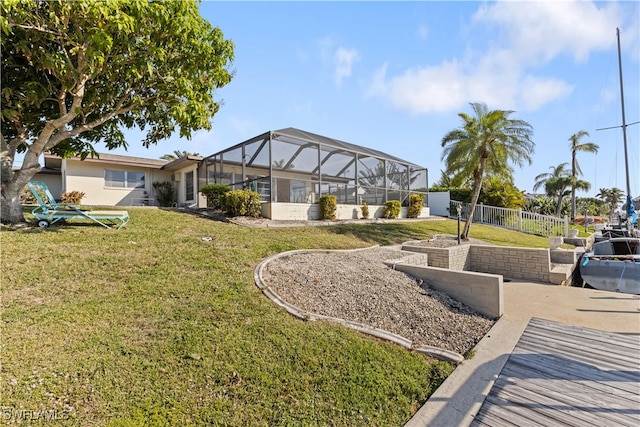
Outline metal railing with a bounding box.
[449,201,569,237]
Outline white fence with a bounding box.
[450,201,569,237]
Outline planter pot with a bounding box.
[548,236,564,249]
[568,229,579,238]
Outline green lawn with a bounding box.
[1,209,554,425]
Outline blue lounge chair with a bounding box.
[27,181,130,230]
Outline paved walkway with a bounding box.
[406,281,640,427]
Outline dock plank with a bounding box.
[518,327,640,369]
[500,361,640,406]
[494,369,639,426]
[516,334,639,369]
[471,317,640,426]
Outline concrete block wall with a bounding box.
[470,246,550,283]
[400,245,451,269]
[391,264,503,319]
[449,245,472,270]
[401,243,471,270]
[550,249,577,265]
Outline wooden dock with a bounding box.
[471,317,640,426]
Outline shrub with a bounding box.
[61,190,85,204]
[221,189,261,217]
[152,181,176,207]
[449,188,472,203]
[463,348,477,359]
[318,195,337,220]
[407,194,425,218]
[361,201,369,219]
[200,183,230,209]
[382,200,401,219]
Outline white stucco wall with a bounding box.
[64,159,171,206]
[172,165,199,207]
[30,173,62,200]
[262,203,430,220]
[427,191,451,217]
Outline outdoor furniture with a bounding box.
[27,181,130,230]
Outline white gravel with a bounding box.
[261,242,495,355]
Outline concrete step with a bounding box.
[549,263,575,285]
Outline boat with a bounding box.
[578,28,640,294]
[580,237,639,294]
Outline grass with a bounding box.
[1,210,554,425]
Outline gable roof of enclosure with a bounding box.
[205,127,425,169]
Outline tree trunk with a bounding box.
[1,185,27,224]
[555,195,565,217]
[570,152,576,221]
[461,167,485,240]
[1,152,41,225]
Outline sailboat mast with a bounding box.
[616,27,631,198]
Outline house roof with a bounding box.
[161,155,203,171]
[45,153,168,169]
[13,166,61,175]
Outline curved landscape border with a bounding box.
[254,247,464,363]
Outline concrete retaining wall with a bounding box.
[550,248,577,264]
[470,246,550,283]
[402,243,471,270]
[401,243,558,284]
[263,202,430,221]
[391,263,503,319]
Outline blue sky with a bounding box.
[105,0,640,198]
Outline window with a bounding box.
[185,171,194,200]
[105,170,145,188]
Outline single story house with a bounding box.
[32,127,430,220]
[35,152,204,207]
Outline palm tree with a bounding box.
[568,131,599,221]
[533,163,591,217]
[524,197,556,216]
[441,102,535,239]
[533,163,572,216]
[160,150,200,161]
[432,169,471,189]
[596,187,624,218]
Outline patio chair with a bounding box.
[27,181,130,230]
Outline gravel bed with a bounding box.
[406,234,491,247]
[261,244,495,355]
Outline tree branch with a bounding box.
[7,119,28,152]
[29,72,90,155]
[44,103,135,151]
[57,87,68,116]
[10,23,63,37]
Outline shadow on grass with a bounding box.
[325,223,435,246]
[158,207,231,223]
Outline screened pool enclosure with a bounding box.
[202,128,428,210]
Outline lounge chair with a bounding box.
[27,181,130,230]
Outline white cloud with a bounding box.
[334,47,360,86]
[473,0,622,64]
[519,75,574,110]
[316,36,360,87]
[369,61,466,114]
[366,0,631,115]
